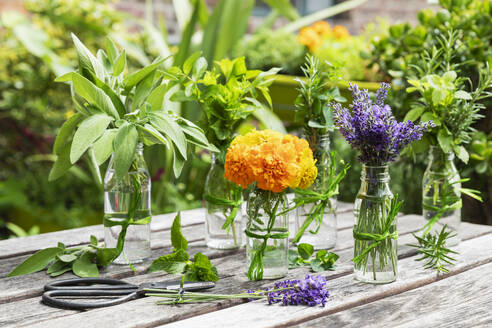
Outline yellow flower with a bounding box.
[333,25,350,39]
[312,21,332,37]
[297,27,322,51]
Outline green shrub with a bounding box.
[233,29,307,76]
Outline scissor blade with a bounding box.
[142,281,215,291]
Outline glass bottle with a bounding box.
[104,143,151,264]
[204,154,242,249]
[353,165,397,284]
[422,145,461,245]
[246,186,289,280]
[295,131,337,249]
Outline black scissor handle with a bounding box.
[42,289,138,310]
[44,277,136,291]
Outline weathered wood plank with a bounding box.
[295,261,492,328]
[0,203,353,260]
[155,229,492,328]
[0,208,205,260]
[11,221,491,328]
[0,211,427,301]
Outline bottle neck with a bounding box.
[427,145,455,172]
[361,164,390,183]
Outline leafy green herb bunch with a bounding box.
[405,31,492,163]
[51,34,215,183]
[166,55,280,162]
[290,55,349,244]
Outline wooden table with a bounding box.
[1,202,492,328]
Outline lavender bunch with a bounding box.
[255,274,330,307]
[333,83,434,165]
[147,274,330,307]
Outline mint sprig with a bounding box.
[288,243,339,272]
[148,213,219,282]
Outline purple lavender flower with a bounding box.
[333,83,434,165]
[262,275,330,307]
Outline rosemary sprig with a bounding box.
[409,225,458,273]
[353,195,401,274]
[291,152,350,243]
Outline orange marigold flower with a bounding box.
[333,25,350,39]
[297,27,321,51]
[224,143,254,189]
[224,130,317,192]
[312,21,331,37]
[253,141,299,193]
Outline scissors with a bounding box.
[42,277,215,310]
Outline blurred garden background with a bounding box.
[0,0,490,239]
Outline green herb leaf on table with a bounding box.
[409,225,458,274]
[149,213,219,282]
[288,243,339,272]
[8,235,123,278]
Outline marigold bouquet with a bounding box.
[225,130,317,193]
[224,129,317,280]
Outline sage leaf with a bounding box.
[71,33,106,80]
[72,72,120,119]
[123,57,166,91]
[181,126,218,152]
[8,247,63,277]
[132,70,156,111]
[47,259,69,275]
[171,213,188,251]
[73,252,99,277]
[147,84,168,111]
[53,113,83,155]
[70,113,114,164]
[172,148,186,178]
[137,124,169,147]
[57,253,78,263]
[150,112,188,159]
[113,122,138,179]
[113,50,126,76]
[93,129,117,165]
[50,267,73,277]
[105,37,119,64]
[96,247,120,267]
[49,142,73,181]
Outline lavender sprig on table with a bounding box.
[333,83,434,165]
[146,274,330,307]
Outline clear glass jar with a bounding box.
[353,165,397,284]
[295,131,337,249]
[246,186,289,280]
[204,154,242,249]
[422,145,461,245]
[104,143,151,264]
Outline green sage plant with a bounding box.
[148,213,218,282]
[51,34,215,264]
[288,243,339,272]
